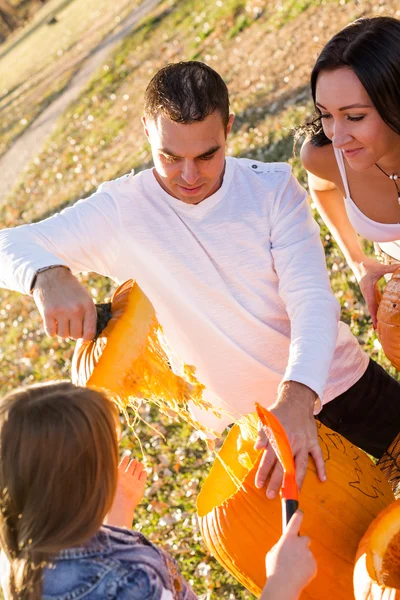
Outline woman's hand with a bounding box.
[352,257,400,328]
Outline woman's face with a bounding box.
[315,67,400,172]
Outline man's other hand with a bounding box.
[254,381,326,498]
[32,266,97,340]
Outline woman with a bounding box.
[301,16,400,329]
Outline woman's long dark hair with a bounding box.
[302,16,400,147]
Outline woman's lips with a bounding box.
[343,148,363,158]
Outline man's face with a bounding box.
[142,111,234,204]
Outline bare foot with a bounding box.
[105,456,148,529]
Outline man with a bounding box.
[0,62,399,497]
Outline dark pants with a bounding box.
[316,359,400,459]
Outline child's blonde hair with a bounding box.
[0,381,120,599]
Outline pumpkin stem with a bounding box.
[94,302,113,339]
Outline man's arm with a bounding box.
[270,172,340,395]
[255,169,339,494]
[0,188,122,339]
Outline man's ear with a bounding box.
[226,113,235,137]
[142,116,150,140]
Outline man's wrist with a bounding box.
[276,381,317,411]
[29,265,71,294]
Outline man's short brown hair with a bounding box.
[144,61,230,130]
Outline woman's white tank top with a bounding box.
[333,146,400,261]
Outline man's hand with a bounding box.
[254,381,326,498]
[32,266,97,340]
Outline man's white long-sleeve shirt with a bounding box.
[0,157,368,431]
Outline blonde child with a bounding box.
[0,381,195,599]
[0,381,316,599]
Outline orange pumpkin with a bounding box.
[377,268,400,371]
[71,279,220,434]
[354,499,400,600]
[196,417,394,600]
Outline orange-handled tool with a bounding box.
[255,403,299,529]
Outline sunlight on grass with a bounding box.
[0,0,141,156]
[0,0,135,91]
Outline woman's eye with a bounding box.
[347,115,364,122]
[319,113,331,120]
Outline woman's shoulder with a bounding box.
[300,139,338,180]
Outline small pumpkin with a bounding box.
[196,417,394,600]
[377,268,400,371]
[354,499,400,600]
[71,279,220,434]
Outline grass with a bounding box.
[0,0,399,598]
[269,0,350,29]
[0,0,142,157]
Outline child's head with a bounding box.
[0,381,120,599]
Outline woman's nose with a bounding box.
[332,122,353,148]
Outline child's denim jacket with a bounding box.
[42,525,197,599]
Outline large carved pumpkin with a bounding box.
[197,418,394,600]
[377,268,400,371]
[71,279,220,434]
[354,500,400,600]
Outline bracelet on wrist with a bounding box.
[29,265,71,294]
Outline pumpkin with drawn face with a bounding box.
[377,268,400,371]
[197,417,394,600]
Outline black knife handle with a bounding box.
[282,499,299,529]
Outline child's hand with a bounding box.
[105,456,148,529]
[117,456,148,508]
[261,511,316,600]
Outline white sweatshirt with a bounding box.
[0,157,368,431]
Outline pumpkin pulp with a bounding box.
[381,530,400,589]
[368,501,400,589]
[354,499,400,599]
[72,280,222,435]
